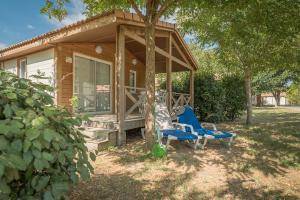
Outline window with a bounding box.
[129,70,136,93]
[19,59,27,78]
[74,54,112,113]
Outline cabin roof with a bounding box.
[0,10,197,69]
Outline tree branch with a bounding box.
[128,0,146,21]
[154,0,176,22]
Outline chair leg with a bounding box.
[194,139,200,150]
[202,137,208,150]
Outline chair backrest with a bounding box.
[155,102,174,130]
[177,106,202,130]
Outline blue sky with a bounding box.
[0,0,85,49]
[0,0,193,49]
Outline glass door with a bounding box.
[74,54,111,113]
[95,62,111,112]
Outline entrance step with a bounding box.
[82,127,117,152]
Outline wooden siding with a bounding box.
[56,43,145,111]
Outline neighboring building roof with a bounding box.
[0,10,198,69]
[261,92,287,97]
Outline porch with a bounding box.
[86,88,192,130]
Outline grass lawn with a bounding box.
[70,108,300,200]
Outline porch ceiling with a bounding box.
[53,23,117,43]
[125,36,190,73]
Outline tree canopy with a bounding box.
[177,0,300,124]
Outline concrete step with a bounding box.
[83,120,118,130]
[82,127,117,152]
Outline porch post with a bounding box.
[116,25,126,145]
[166,34,172,112]
[189,70,195,108]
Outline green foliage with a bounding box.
[194,73,225,123]
[163,71,246,123]
[287,82,300,105]
[0,70,94,199]
[69,96,79,111]
[252,69,296,95]
[222,76,246,121]
[178,0,300,71]
[40,0,69,21]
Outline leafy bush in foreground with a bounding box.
[0,71,94,199]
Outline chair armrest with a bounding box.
[201,122,217,131]
[172,122,198,136]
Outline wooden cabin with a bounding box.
[0,10,198,147]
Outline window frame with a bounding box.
[18,58,27,78]
[72,52,113,114]
[129,69,137,93]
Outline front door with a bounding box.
[74,54,112,113]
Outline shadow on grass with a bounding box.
[216,178,299,200]
[70,172,208,200]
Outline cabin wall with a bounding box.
[56,43,145,112]
[3,59,18,74]
[26,49,55,86]
[3,49,56,98]
[3,49,55,79]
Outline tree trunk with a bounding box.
[256,94,262,107]
[144,21,156,150]
[272,91,281,107]
[245,67,253,125]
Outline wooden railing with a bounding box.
[171,92,191,110]
[124,86,146,119]
[124,87,191,119]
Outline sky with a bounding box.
[0,0,193,50]
[0,0,86,49]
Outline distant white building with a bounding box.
[252,93,289,106]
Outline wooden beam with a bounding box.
[116,25,126,145]
[189,70,195,107]
[124,29,192,70]
[171,35,190,65]
[172,56,192,70]
[166,34,172,112]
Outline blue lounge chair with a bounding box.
[155,102,202,149]
[177,106,236,149]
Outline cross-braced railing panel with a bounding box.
[124,87,191,120]
[124,86,146,119]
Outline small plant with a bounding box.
[70,96,79,111]
[0,70,95,199]
[151,143,167,159]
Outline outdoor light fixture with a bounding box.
[132,58,137,65]
[95,45,103,54]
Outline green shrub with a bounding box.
[194,73,225,123]
[165,71,246,123]
[0,71,94,199]
[222,75,246,121]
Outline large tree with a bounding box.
[177,0,300,125]
[41,0,185,149]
